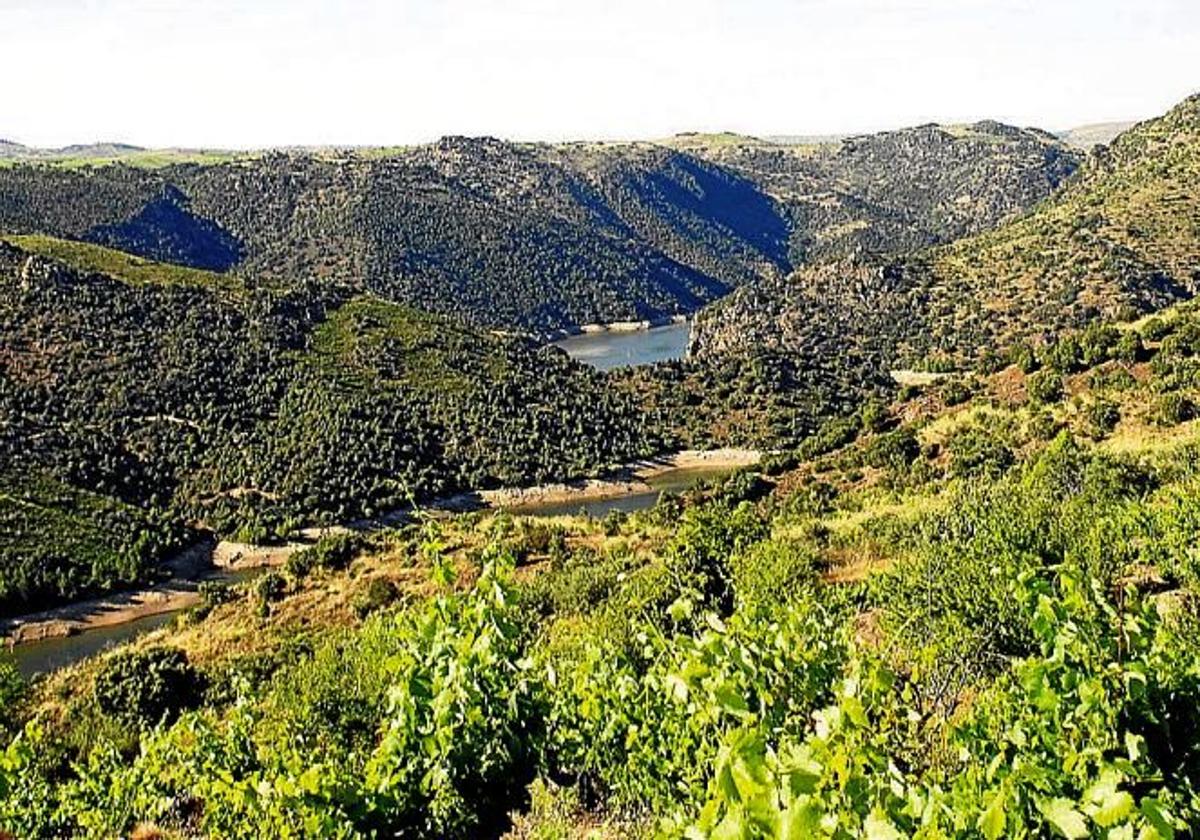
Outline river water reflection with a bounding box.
[551,321,690,370]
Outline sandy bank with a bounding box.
[481,448,760,510]
[2,541,301,645]
[557,314,689,338]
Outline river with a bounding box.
[5,460,744,677]
[500,464,732,518]
[551,320,690,370]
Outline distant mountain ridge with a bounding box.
[669,120,1081,263]
[1057,121,1137,149]
[0,139,145,160]
[0,121,1079,335]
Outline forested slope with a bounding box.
[0,123,1077,336]
[0,237,655,614]
[668,120,1080,262]
[5,282,1200,838]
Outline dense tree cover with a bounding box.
[0,121,1075,337]
[693,93,1200,371]
[0,141,791,336]
[0,239,659,614]
[3,403,1200,837]
[611,349,896,451]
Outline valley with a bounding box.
[2,90,1200,840]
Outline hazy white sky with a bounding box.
[2,0,1196,148]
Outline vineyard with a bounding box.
[4,297,1200,838]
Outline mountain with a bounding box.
[0,235,657,613]
[693,94,1200,371]
[0,140,146,161]
[1058,120,1137,149]
[0,124,1077,336]
[663,121,1081,262]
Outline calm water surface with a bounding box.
[8,566,266,678]
[552,321,690,370]
[503,464,734,518]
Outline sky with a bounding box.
[1,0,1197,149]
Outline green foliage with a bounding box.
[0,659,24,737]
[939,378,973,407]
[93,647,204,729]
[542,593,849,818]
[1154,392,1195,426]
[0,241,656,612]
[365,554,542,836]
[862,428,921,473]
[684,570,1200,839]
[352,577,401,619]
[253,571,287,614]
[285,531,366,580]
[1027,369,1065,404]
[1010,342,1039,374]
[1083,398,1121,438]
[664,502,770,615]
[944,425,1015,479]
[795,414,863,461]
[1113,329,1146,362]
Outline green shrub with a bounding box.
[197,580,236,612]
[1026,410,1062,441]
[687,570,1200,839]
[93,647,203,728]
[1140,316,1173,342]
[1009,342,1038,374]
[0,659,25,736]
[1112,330,1146,362]
[862,428,921,472]
[365,556,542,836]
[352,577,401,619]
[665,502,769,616]
[1026,370,1064,404]
[939,378,973,407]
[759,450,801,476]
[286,531,365,580]
[795,415,862,461]
[1079,323,1120,367]
[1084,398,1121,438]
[520,547,638,617]
[1154,393,1195,426]
[1041,336,1083,374]
[944,426,1014,478]
[254,571,287,616]
[541,591,848,817]
[729,535,818,611]
[859,399,891,434]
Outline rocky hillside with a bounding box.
[666,121,1081,262]
[0,124,1077,336]
[693,93,1200,370]
[0,144,791,336]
